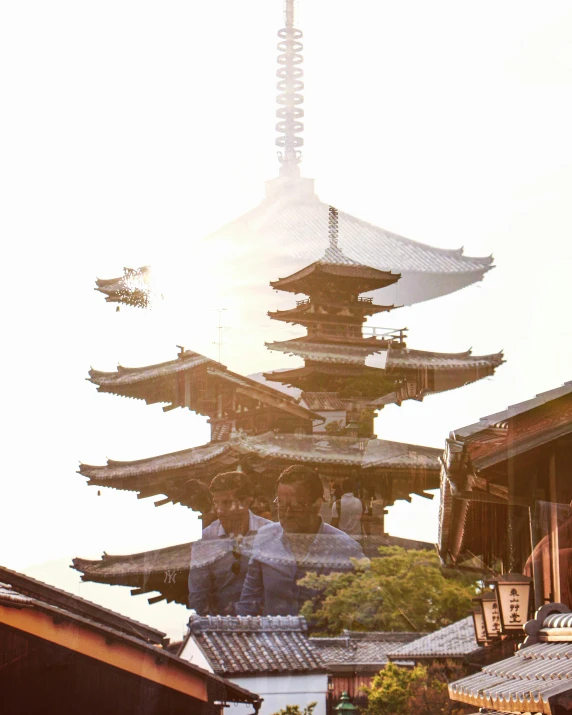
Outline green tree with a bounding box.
[362,661,471,715]
[270,703,317,715]
[362,662,426,715]
[299,546,478,634]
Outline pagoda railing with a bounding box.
[363,326,407,343]
[296,298,310,307]
[358,296,373,303]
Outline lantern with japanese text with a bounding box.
[471,606,488,645]
[478,590,502,640]
[486,573,533,633]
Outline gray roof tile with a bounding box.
[388,617,481,659]
[233,431,441,469]
[188,615,324,675]
[449,639,572,714]
[209,192,493,276]
[300,392,347,411]
[311,631,422,668]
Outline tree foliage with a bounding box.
[270,702,317,715]
[299,546,478,634]
[362,661,472,715]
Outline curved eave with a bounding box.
[78,443,236,484]
[72,532,436,598]
[386,349,505,371]
[205,187,495,294]
[267,302,395,324]
[270,271,400,296]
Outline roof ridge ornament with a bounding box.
[276,0,304,178]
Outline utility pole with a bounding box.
[213,308,229,363]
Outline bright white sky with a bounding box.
[1,1,571,639]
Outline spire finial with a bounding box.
[276,0,304,178]
[328,206,339,249]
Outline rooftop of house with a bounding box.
[310,631,422,672]
[387,616,481,660]
[0,566,259,707]
[183,615,324,676]
[449,605,572,715]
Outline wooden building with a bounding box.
[310,630,421,712]
[439,381,572,607]
[448,603,572,715]
[0,566,259,715]
[179,615,327,715]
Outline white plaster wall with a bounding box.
[365,350,388,369]
[179,637,214,673]
[312,410,347,432]
[227,673,327,715]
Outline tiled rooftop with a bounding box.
[210,193,493,276]
[449,605,572,715]
[311,631,421,669]
[0,568,259,706]
[300,392,347,412]
[187,615,324,675]
[266,341,503,371]
[89,350,212,387]
[388,617,481,660]
[387,348,503,371]
[234,431,441,469]
[450,640,572,714]
[74,534,433,589]
[79,442,232,481]
[454,381,572,439]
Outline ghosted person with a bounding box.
[237,465,365,616]
[188,472,271,615]
[184,478,216,528]
[331,478,364,535]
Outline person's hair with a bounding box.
[210,471,253,500]
[277,465,324,502]
[183,479,213,514]
[342,478,355,494]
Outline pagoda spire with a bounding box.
[276,0,304,178]
[328,205,338,249]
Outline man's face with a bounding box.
[212,488,251,535]
[276,482,323,534]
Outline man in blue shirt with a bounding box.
[188,472,271,615]
[237,465,365,616]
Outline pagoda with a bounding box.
[96,0,493,311]
[74,201,502,605]
[74,0,502,608]
[263,206,502,437]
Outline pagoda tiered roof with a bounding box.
[79,442,239,504]
[88,348,321,425]
[264,344,503,400]
[73,534,434,606]
[268,297,395,325]
[205,183,494,306]
[266,340,502,369]
[95,266,154,309]
[233,431,440,474]
[264,216,503,405]
[270,243,400,295]
[78,431,441,506]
